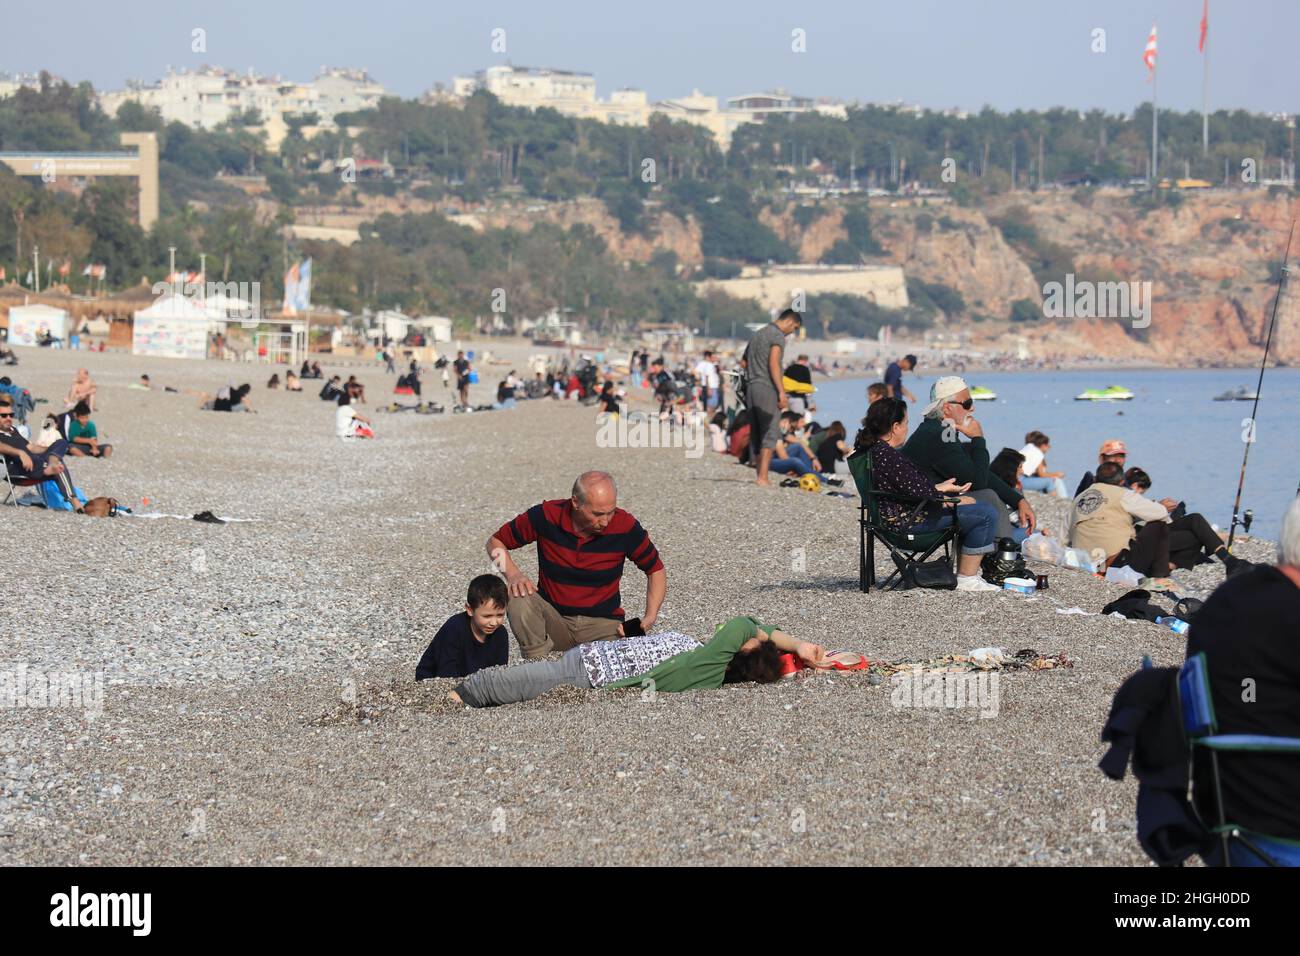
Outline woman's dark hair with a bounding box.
[854,397,907,452]
[723,640,785,685]
[990,447,1024,488]
[1025,430,1050,447]
[1124,466,1152,490]
[823,420,846,442]
[234,384,251,399]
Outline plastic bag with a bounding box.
[1022,532,1064,564]
[1058,547,1097,573]
[1105,564,1144,586]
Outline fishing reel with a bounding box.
[1242,509,1254,533]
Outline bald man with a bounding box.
[487,471,668,659]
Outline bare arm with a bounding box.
[641,568,666,629]
[488,534,535,597]
[764,628,825,665]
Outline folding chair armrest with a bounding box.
[1196,734,1300,753]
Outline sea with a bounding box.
[812,368,1300,543]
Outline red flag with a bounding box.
[1143,24,1158,72]
[1199,1,1208,53]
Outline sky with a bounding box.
[5,0,1296,116]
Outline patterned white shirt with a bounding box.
[580,632,699,688]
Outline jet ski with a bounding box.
[1074,385,1134,402]
[1212,386,1258,401]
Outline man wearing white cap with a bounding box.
[902,376,1036,541]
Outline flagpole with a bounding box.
[1152,25,1159,188]
[1202,4,1210,155]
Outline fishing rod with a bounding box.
[1227,219,1295,549]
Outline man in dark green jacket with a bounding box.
[902,376,1037,540]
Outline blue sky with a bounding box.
[9,0,1296,115]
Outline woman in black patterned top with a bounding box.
[853,398,1002,592]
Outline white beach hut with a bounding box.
[132,293,212,360]
[6,303,69,347]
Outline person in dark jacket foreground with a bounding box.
[1184,497,1300,865]
[1101,498,1300,866]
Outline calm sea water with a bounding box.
[813,369,1300,542]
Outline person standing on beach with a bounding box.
[741,309,802,487]
[453,350,471,409]
[486,471,667,660]
[884,354,917,403]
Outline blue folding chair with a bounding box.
[1178,652,1300,866]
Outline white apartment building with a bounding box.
[454,65,598,111]
[98,66,387,130]
[443,67,846,148]
[0,72,50,99]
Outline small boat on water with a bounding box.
[970,386,997,401]
[1075,385,1134,402]
[1213,386,1258,401]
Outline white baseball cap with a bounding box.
[922,376,970,417]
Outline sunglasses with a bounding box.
[946,398,974,410]
[0,412,13,419]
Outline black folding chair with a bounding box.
[847,450,959,592]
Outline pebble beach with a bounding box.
[0,347,1276,866]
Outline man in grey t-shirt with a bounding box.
[742,309,802,486]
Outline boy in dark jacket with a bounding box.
[416,575,510,680]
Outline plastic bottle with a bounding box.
[1156,616,1190,636]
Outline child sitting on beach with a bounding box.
[448,616,826,708]
[66,401,113,458]
[335,392,374,440]
[416,575,511,680]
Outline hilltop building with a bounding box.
[442,66,846,149]
[98,66,387,135]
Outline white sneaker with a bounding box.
[956,574,1001,592]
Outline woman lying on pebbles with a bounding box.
[448,615,827,708]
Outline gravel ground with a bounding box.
[0,348,1276,866]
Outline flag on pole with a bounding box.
[1199,0,1208,52]
[283,261,301,315]
[58,260,70,278]
[82,264,93,276]
[293,258,312,312]
[26,270,34,286]
[1143,24,1158,73]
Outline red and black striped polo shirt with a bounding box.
[494,499,664,619]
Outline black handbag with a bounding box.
[895,555,958,590]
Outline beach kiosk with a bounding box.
[132,292,210,360]
[6,303,70,347]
